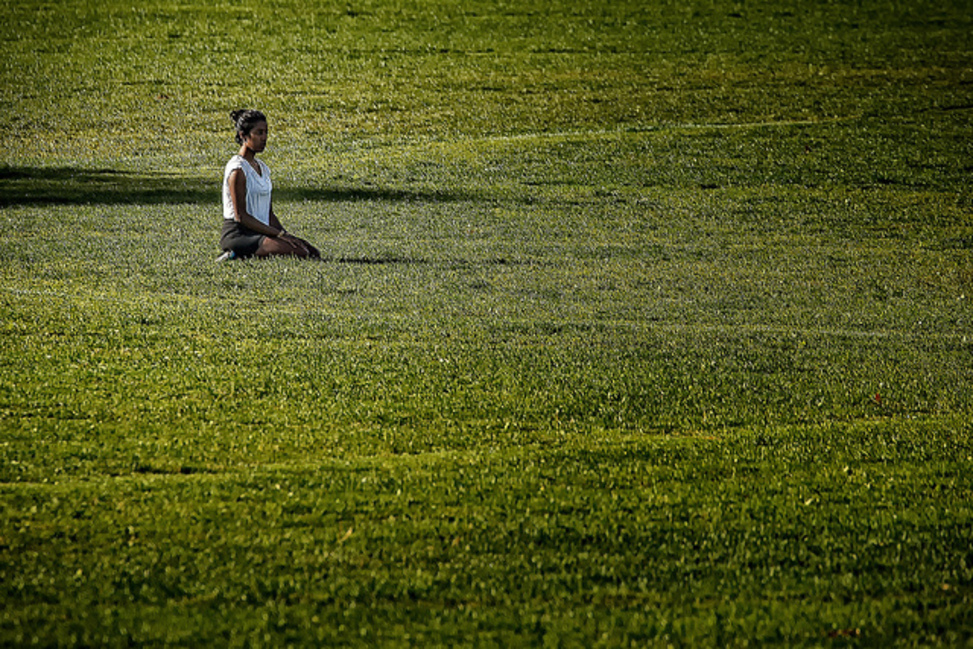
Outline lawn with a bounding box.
[1,0,972,646]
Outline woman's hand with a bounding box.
[279,232,311,255]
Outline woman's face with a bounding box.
[243,121,268,153]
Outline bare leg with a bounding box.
[256,235,317,258]
[291,236,321,258]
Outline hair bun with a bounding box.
[230,109,245,124]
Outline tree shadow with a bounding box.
[0,166,215,207]
[0,166,478,207]
[275,186,477,203]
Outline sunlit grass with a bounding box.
[2,0,972,645]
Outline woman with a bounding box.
[219,109,320,260]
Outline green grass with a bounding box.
[2,0,972,646]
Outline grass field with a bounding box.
[2,0,972,646]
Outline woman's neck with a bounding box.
[238,145,262,176]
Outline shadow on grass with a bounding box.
[0,166,476,207]
[276,186,477,203]
[333,254,428,265]
[0,167,215,206]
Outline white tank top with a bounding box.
[222,155,272,224]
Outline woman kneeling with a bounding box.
[219,109,320,259]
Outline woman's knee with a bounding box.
[257,237,307,258]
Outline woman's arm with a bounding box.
[229,169,283,237]
[268,202,285,234]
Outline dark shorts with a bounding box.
[220,220,265,258]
